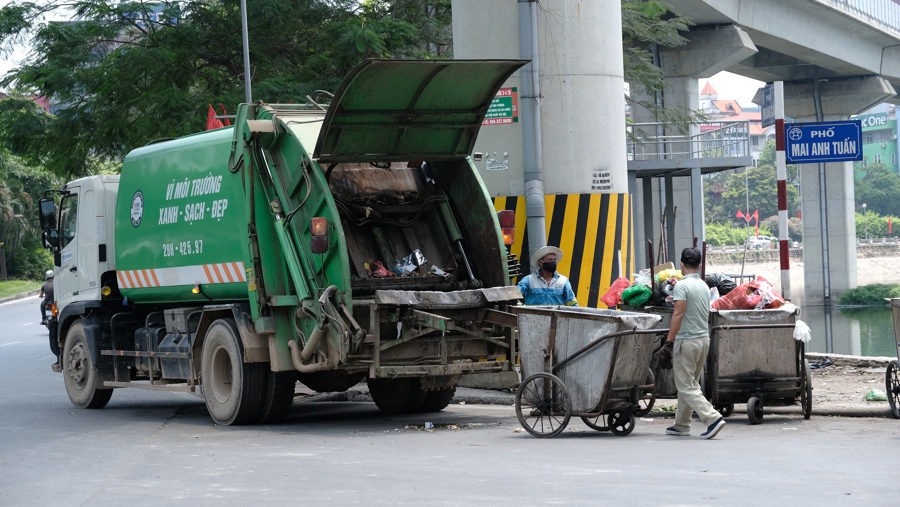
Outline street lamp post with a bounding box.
[862,203,868,241]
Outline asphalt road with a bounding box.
[1,296,898,507]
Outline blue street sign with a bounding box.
[784,121,862,164]
[761,84,774,128]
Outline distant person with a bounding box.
[517,246,578,306]
[39,270,54,325]
[659,248,726,439]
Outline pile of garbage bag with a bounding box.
[601,270,785,311]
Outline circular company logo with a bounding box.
[788,128,803,141]
[130,191,144,227]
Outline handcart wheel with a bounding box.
[801,358,813,419]
[747,396,764,425]
[608,410,636,436]
[515,373,572,438]
[715,403,734,418]
[581,414,610,432]
[633,368,657,417]
[886,360,900,419]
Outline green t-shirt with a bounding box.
[672,272,709,340]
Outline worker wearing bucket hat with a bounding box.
[516,245,578,306]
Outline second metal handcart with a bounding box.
[705,304,811,424]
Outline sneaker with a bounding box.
[701,418,726,439]
[51,362,62,373]
[665,426,690,436]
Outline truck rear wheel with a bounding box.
[63,321,113,409]
[257,370,296,424]
[419,387,457,413]
[367,378,426,415]
[201,319,265,425]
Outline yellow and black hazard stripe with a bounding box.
[493,193,633,308]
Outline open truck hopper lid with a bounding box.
[313,58,528,163]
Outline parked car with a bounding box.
[747,235,774,249]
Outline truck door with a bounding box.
[55,187,80,311]
[57,185,102,313]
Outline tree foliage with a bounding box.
[704,165,799,225]
[0,150,60,279]
[0,0,449,179]
[855,163,900,217]
[622,0,694,126]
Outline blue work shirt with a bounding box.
[517,272,578,306]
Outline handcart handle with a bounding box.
[552,327,668,373]
[710,323,795,332]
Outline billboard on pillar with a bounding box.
[761,84,775,128]
[482,87,519,126]
[784,120,863,163]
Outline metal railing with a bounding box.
[820,0,900,37]
[626,120,751,162]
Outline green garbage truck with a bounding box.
[37,59,526,425]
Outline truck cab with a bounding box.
[41,176,119,322]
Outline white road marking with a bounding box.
[1,342,23,347]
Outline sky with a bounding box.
[700,71,767,108]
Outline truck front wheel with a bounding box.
[201,319,265,425]
[63,321,113,409]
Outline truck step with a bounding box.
[103,381,197,392]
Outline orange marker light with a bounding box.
[502,228,515,246]
[311,217,329,236]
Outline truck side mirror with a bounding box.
[42,230,60,249]
[38,198,57,231]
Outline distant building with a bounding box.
[852,106,899,174]
[699,82,770,165]
[0,92,51,113]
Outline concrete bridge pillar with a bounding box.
[630,26,756,268]
[452,0,633,307]
[781,77,895,305]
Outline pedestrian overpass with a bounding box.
[631,0,900,306]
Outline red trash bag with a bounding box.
[711,276,785,310]
[600,277,632,308]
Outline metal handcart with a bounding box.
[886,299,900,419]
[618,305,676,415]
[705,304,811,424]
[511,306,662,438]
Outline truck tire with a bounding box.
[201,319,265,425]
[257,370,296,424]
[367,378,410,415]
[367,378,426,414]
[62,321,113,409]
[419,387,456,413]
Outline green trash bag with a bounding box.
[864,389,888,402]
[622,284,652,307]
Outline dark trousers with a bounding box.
[40,299,48,321]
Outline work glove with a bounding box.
[656,340,674,370]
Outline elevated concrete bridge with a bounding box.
[632,0,900,306]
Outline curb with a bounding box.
[0,290,40,305]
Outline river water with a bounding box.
[802,305,899,358]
